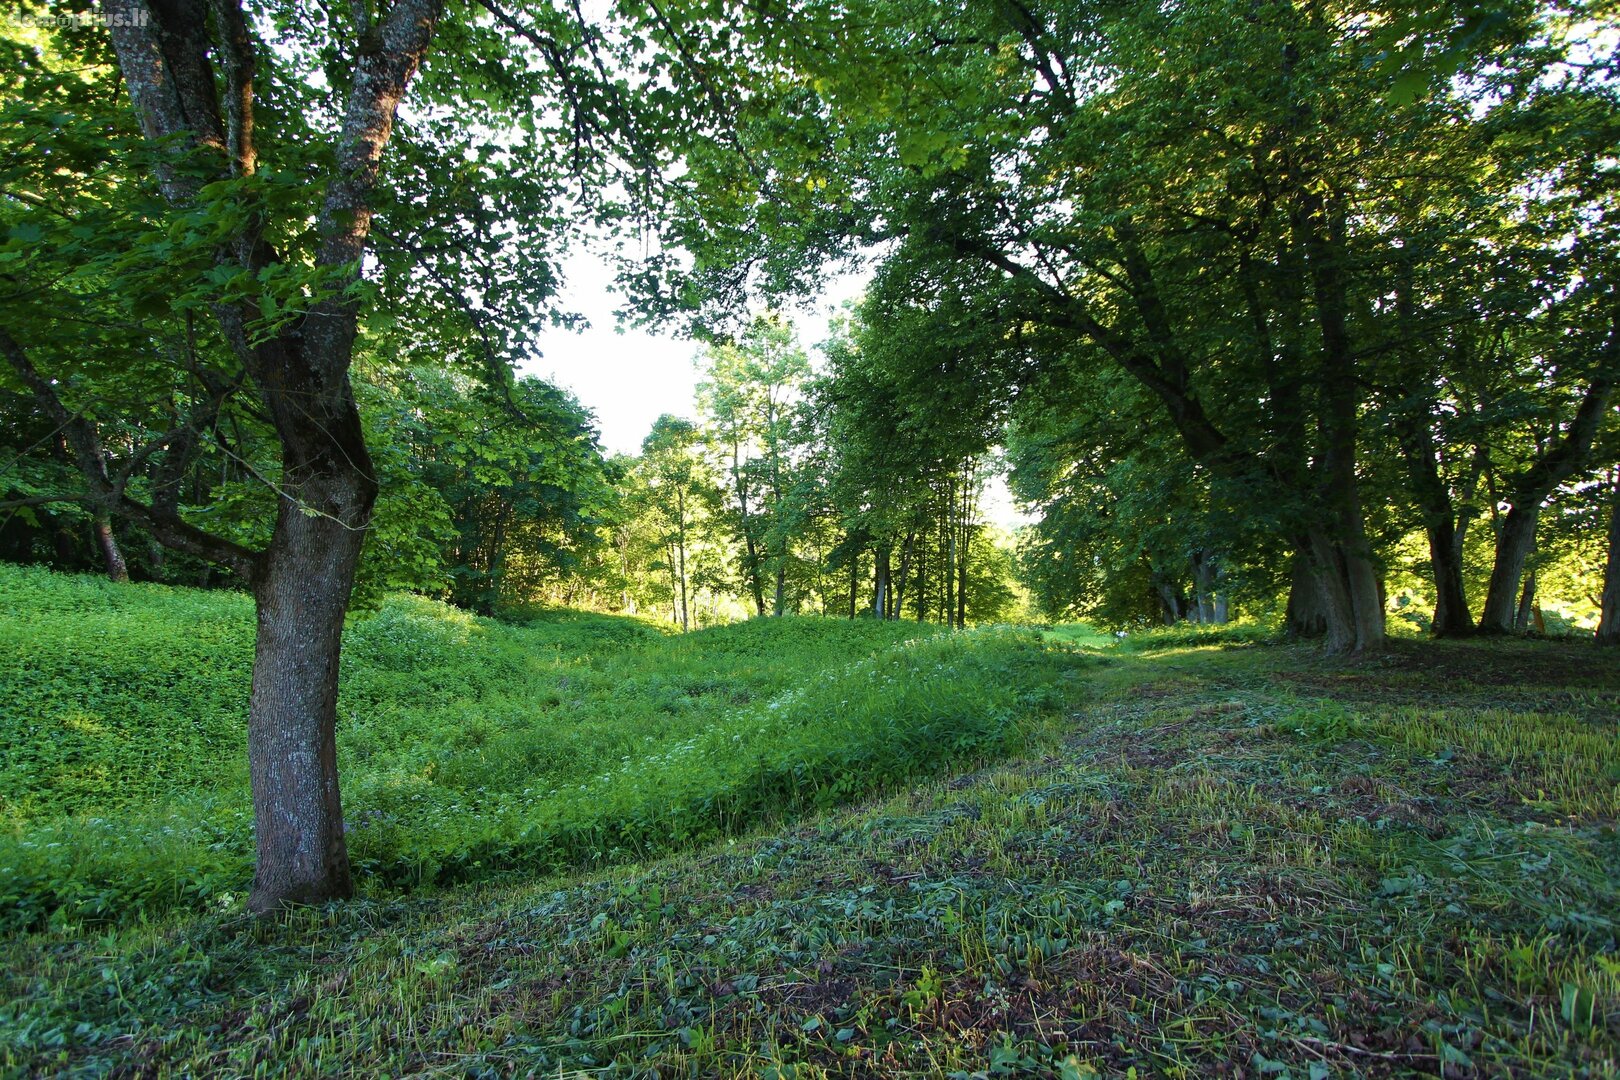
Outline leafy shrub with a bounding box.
[1112,620,1280,652]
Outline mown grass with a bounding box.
[0,565,1081,931]
[2,616,1616,1077]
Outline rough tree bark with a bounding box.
[96,0,444,912]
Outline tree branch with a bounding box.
[0,326,262,580]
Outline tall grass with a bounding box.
[0,565,1080,930]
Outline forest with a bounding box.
[2,0,1618,1076]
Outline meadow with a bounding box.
[4,568,1619,1077]
[0,564,1079,932]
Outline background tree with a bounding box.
[696,315,811,616]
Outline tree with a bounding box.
[696,315,811,616]
[2,0,742,910]
[652,0,1618,653]
[1,0,448,911]
[638,415,722,631]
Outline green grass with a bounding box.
[3,570,1618,1077]
[0,565,1081,932]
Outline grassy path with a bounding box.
[4,636,1618,1077]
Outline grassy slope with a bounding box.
[4,632,1617,1077]
[0,566,1076,929]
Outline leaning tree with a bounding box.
[2,0,725,911]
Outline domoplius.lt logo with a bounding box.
[6,3,151,30]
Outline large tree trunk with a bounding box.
[247,469,373,913]
[1392,400,1474,636]
[104,0,442,914]
[1480,361,1615,631]
[1300,530,1384,655]
[1597,476,1620,645]
[1298,190,1384,654]
[1480,504,1539,633]
[1285,550,1329,639]
[1426,517,1472,637]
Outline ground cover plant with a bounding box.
[3,614,1616,1077]
[0,564,1078,932]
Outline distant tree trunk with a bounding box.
[1481,505,1540,633]
[1190,550,1220,623]
[730,438,767,617]
[1513,564,1544,634]
[956,479,973,628]
[773,562,787,617]
[942,482,956,626]
[848,545,858,620]
[956,525,970,629]
[892,531,915,617]
[914,538,929,622]
[1480,362,1614,632]
[1285,550,1328,638]
[676,489,690,632]
[872,542,891,618]
[49,512,77,566]
[483,505,509,615]
[1597,475,1620,645]
[1151,565,1185,625]
[92,511,129,582]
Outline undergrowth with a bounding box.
[0,565,1080,931]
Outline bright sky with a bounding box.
[518,250,862,456]
[520,251,1031,530]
